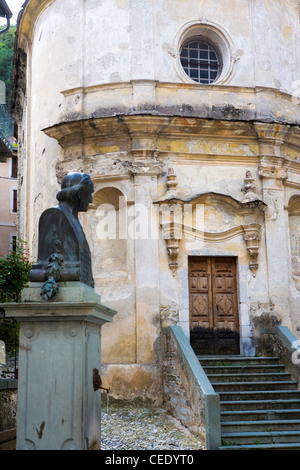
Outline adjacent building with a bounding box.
[0,1,17,256]
[11,0,300,403]
[0,137,18,256]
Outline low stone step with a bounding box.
[219,390,300,402]
[221,399,300,411]
[221,409,300,422]
[221,419,300,433]
[213,381,298,392]
[203,365,286,375]
[221,430,300,445]
[219,442,300,450]
[207,372,291,383]
[198,356,280,366]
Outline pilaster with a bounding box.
[255,123,291,324]
[133,166,161,365]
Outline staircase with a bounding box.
[198,355,300,450]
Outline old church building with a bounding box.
[11,0,300,404]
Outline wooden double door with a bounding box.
[189,257,240,355]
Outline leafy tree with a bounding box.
[0,26,16,107]
[0,240,33,356]
[0,318,19,357]
[0,239,33,303]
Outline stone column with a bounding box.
[256,123,291,325]
[1,282,116,450]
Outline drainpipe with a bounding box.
[0,0,12,35]
[0,15,10,34]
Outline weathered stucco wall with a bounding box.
[13,0,300,402]
[18,0,300,91]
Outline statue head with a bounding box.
[56,172,94,212]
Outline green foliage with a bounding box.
[0,26,16,107]
[0,319,19,357]
[0,239,33,303]
[0,239,33,356]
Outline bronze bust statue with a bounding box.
[30,172,95,299]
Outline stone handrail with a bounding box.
[162,326,221,450]
[265,326,300,385]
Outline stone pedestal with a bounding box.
[1,282,116,450]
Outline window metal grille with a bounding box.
[180,39,221,84]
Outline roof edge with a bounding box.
[0,0,12,19]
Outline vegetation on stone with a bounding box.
[0,26,16,107]
[0,239,33,356]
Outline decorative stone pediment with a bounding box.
[155,190,266,231]
[156,188,266,209]
[155,189,265,276]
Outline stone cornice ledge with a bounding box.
[57,82,300,127]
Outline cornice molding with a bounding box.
[160,221,262,276]
[154,191,267,214]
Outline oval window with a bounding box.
[180,38,222,84]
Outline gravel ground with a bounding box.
[101,407,206,451]
[1,364,205,451]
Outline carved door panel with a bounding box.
[189,257,239,355]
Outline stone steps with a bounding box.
[221,419,300,433]
[219,442,300,450]
[213,381,298,392]
[198,356,280,366]
[219,390,300,401]
[221,409,300,421]
[204,365,286,375]
[208,373,292,382]
[221,430,300,445]
[221,399,300,411]
[198,355,300,450]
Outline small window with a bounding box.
[180,38,221,84]
[10,235,17,253]
[12,189,17,213]
[11,155,18,179]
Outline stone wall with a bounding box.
[255,325,300,386]
[0,379,17,432]
[163,333,201,434]
[162,326,221,450]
